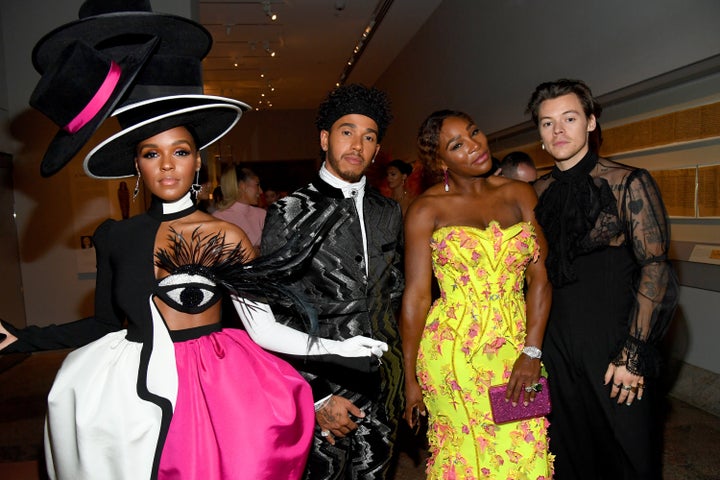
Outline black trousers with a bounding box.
[544,249,663,480]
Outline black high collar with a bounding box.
[551,150,598,183]
[311,175,345,199]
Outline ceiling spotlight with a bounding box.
[262,2,278,21]
[263,41,276,57]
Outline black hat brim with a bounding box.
[84,97,250,179]
[39,36,159,177]
[32,12,211,74]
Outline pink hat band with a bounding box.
[64,61,121,134]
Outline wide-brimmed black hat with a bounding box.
[29,36,159,177]
[84,95,251,179]
[32,0,211,74]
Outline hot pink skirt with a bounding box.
[158,327,314,479]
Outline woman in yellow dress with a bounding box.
[400,110,554,479]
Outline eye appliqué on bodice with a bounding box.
[154,273,223,315]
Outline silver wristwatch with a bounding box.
[522,346,542,359]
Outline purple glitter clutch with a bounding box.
[488,376,551,424]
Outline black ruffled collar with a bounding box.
[536,150,616,287]
[552,149,598,182]
[147,193,197,222]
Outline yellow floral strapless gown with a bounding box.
[418,222,553,479]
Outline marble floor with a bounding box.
[1,350,719,479]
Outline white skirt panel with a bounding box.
[44,297,178,480]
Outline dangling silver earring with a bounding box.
[443,168,449,192]
[190,169,202,195]
[541,143,545,150]
[133,172,141,201]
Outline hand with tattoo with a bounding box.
[315,395,365,445]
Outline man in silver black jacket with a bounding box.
[261,84,405,480]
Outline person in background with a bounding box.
[211,185,224,210]
[385,159,416,216]
[213,165,266,255]
[500,151,538,183]
[263,188,280,207]
[401,109,552,479]
[80,235,94,249]
[527,78,678,479]
[262,83,405,480]
[483,156,502,177]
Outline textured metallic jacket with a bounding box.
[261,175,405,419]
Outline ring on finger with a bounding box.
[622,384,633,391]
[524,382,543,393]
[613,383,622,388]
[320,429,330,437]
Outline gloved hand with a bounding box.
[328,335,388,357]
[330,336,388,358]
[233,295,388,360]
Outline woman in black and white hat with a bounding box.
[1,2,390,478]
[3,94,389,480]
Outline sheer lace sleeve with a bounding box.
[612,169,678,377]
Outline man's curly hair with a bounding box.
[315,84,393,141]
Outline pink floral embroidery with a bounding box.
[506,449,522,463]
[504,254,517,267]
[482,336,506,355]
[478,437,490,454]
